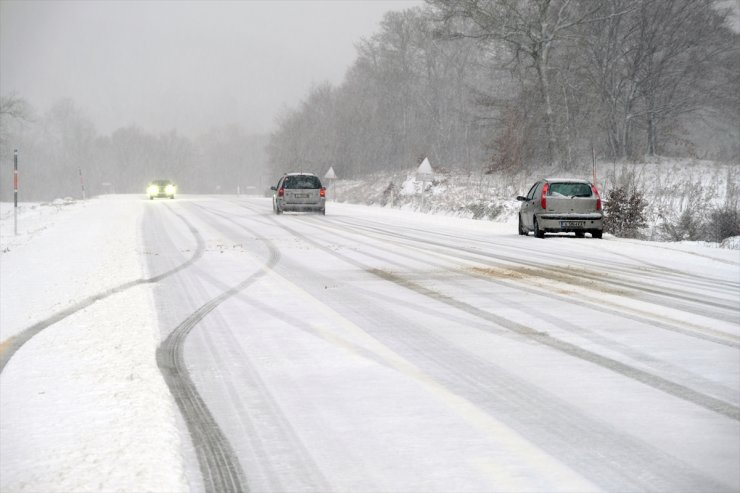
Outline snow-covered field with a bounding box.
[1,192,739,492]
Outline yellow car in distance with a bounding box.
[147,180,176,200]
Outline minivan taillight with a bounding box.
[592,184,602,211]
[278,187,285,197]
[319,187,326,198]
[540,183,549,209]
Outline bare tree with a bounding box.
[432,0,615,166]
[634,0,734,156]
[0,94,32,120]
[0,93,33,149]
[579,0,735,159]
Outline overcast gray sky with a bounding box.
[1,0,421,136]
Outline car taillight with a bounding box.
[540,183,549,209]
[320,187,326,198]
[278,187,284,197]
[592,184,602,211]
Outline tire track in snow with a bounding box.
[227,199,738,489]
[0,204,204,374]
[313,215,740,347]
[155,202,291,493]
[369,267,740,421]
[325,216,740,317]
[0,201,256,493]
[333,215,740,291]
[316,287,731,492]
[301,215,740,403]
[238,202,740,422]
[186,201,333,492]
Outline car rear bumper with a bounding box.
[538,213,603,232]
[279,200,325,212]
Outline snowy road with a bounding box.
[141,196,739,492]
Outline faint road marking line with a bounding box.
[371,268,740,422]
[265,215,740,421]
[254,269,600,493]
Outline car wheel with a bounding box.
[534,217,545,238]
[575,231,585,238]
[170,195,175,199]
[592,230,603,239]
[518,215,527,236]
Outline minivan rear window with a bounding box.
[283,175,322,189]
[548,182,592,197]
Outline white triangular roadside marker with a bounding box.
[417,157,433,175]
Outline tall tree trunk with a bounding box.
[561,82,573,169]
[646,112,656,156]
[535,48,558,167]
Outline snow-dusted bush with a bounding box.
[604,186,648,238]
[707,206,740,243]
[720,236,740,250]
[659,207,703,242]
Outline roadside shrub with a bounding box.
[706,206,740,242]
[466,201,504,220]
[604,185,648,238]
[381,181,397,206]
[660,207,703,241]
[658,203,739,243]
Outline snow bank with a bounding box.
[720,236,740,250]
[0,196,190,492]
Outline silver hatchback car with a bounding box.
[271,173,326,215]
[517,179,603,238]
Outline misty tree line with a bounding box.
[267,0,739,179]
[2,0,737,201]
[0,96,268,201]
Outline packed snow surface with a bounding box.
[1,194,738,492]
[1,197,189,492]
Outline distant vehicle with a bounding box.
[517,178,603,238]
[271,173,326,215]
[147,180,176,200]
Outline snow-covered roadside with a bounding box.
[330,158,740,245]
[0,196,189,492]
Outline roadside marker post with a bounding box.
[78,167,86,200]
[324,166,337,201]
[14,149,18,236]
[417,157,433,212]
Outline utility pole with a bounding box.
[14,149,18,235]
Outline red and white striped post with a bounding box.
[13,149,18,236]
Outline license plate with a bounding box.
[560,221,585,228]
[294,194,309,198]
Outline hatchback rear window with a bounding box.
[548,182,592,198]
[283,175,322,189]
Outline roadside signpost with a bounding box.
[417,157,433,212]
[324,166,337,200]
